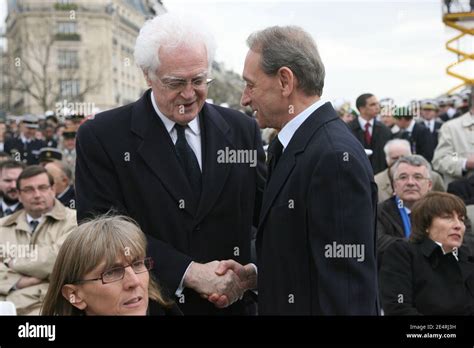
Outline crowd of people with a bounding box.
[0,12,473,316]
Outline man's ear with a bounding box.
[144,72,153,87]
[427,179,433,192]
[277,67,294,97]
[62,284,87,311]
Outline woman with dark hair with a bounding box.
[41,215,180,315]
[380,191,474,315]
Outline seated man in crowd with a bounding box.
[377,155,474,268]
[0,165,77,314]
[375,139,445,203]
[45,161,75,209]
[0,160,26,218]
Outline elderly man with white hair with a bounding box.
[375,139,445,203]
[75,13,265,315]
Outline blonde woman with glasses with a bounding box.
[41,215,180,315]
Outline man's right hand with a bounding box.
[15,276,43,290]
[183,261,244,306]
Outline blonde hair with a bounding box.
[41,215,172,315]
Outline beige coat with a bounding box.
[375,168,446,203]
[432,112,474,184]
[0,200,76,315]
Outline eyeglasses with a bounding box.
[157,74,214,92]
[394,174,429,183]
[19,184,51,194]
[73,258,154,285]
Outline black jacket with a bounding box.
[448,175,474,205]
[257,102,379,315]
[75,89,266,315]
[4,137,46,165]
[349,118,392,175]
[380,238,474,315]
[393,122,435,162]
[57,185,76,209]
[376,197,405,269]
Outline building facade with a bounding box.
[2,0,166,116]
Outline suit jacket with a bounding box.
[393,122,435,162]
[75,89,266,315]
[379,239,474,315]
[0,201,23,218]
[57,185,76,209]
[448,175,474,205]
[4,137,46,165]
[257,102,379,315]
[432,112,474,184]
[349,117,392,174]
[419,120,442,149]
[376,197,406,269]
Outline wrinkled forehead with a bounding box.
[157,43,208,76]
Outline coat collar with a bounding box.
[419,237,469,262]
[461,112,474,128]
[1,199,67,232]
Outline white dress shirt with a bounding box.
[424,119,435,133]
[278,99,329,151]
[26,214,44,234]
[150,91,202,171]
[1,200,20,214]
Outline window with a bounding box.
[58,50,79,69]
[59,79,80,98]
[57,22,77,34]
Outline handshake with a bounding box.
[183,260,257,308]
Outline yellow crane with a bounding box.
[442,0,474,95]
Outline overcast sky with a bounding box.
[1,0,471,106]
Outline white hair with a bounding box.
[383,138,411,163]
[134,13,216,82]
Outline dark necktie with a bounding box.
[267,136,283,182]
[4,208,13,216]
[174,124,202,201]
[30,220,39,233]
[364,123,372,146]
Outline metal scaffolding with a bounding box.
[442,0,474,95]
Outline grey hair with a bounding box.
[134,13,216,82]
[383,139,411,163]
[390,154,432,180]
[54,161,73,182]
[246,25,325,96]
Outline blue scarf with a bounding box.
[395,196,411,238]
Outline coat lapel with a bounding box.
[258,102,339,229]
[194,103,233,222]
[131,90,198,216]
